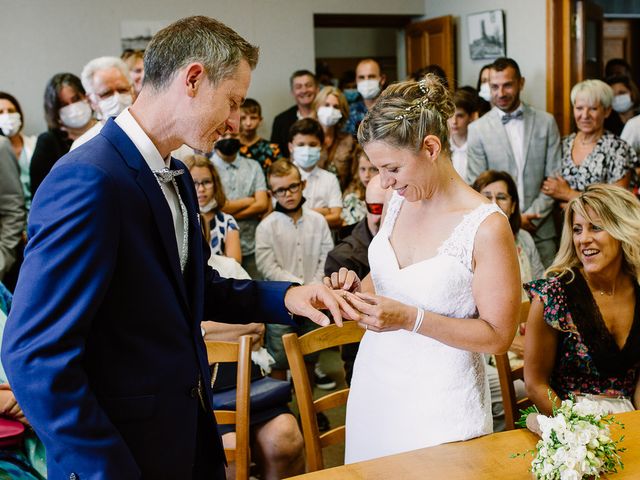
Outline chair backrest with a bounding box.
[205,335,252,480]
[283,321,365,472]
[495,300,533,430]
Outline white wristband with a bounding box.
[412,307,424,333]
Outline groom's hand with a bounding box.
[284,284,360,327]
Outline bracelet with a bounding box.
[412,307,425,333]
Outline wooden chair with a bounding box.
[495,300,533,430]
[205,335,252,480]
[283,321,365,472]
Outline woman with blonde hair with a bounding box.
[542,79,637,204]
[185,154,242,263]
[313,86,357,190]
[326,75,520,462]
[525,184,640,416]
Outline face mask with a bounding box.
[98,92,132,119]
[292,146,321,170]
[612,93,633,113]
[357,79,381,100]
[275,196,306,214]
[343,88,360,103]
[215,138,241,156]
[317,106,342,127]
[59,100,93,129]
[479,82,491,102]
[0,113,21,137]
[200,198,217,213]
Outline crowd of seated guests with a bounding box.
[5,46,640,478]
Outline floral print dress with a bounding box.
[525,269,640,400]
[560,131,637,191]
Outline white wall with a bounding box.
[423,0,547,111]
[0,0,424,137]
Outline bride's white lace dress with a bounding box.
[345,192,504,463]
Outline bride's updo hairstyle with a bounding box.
[357,74,455,154]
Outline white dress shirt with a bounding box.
[115,108,185,260]
[450,139,468,178]
[255,209,334,284]
[299,167,342,209]
[496,105,525,202]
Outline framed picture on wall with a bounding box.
[467,10,505,60]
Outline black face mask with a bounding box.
[215,138,241,156]
[274,196,306,214]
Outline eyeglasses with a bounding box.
[366,202,384,215]
[272,182,302,198]
[482,192,511,202]
[194,179,214,189]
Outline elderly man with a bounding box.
[0,137,25,282]
[324,175,386,384]
[466,57,561,266]
[70,56,134,150]
[270,69,319,157]
[345,59,386,136]
[2,16,353,480]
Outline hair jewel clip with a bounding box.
[418,78,428,94]
[394,97,430,121]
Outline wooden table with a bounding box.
[290,411,640,479]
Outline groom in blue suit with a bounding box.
[1,16,352,480]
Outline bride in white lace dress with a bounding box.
[327,75,521,463]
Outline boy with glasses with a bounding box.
[256,160,336,400]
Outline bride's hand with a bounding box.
[323,267,362,293]
[344,291,416,332]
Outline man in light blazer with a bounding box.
[467,57,561,266]
[1,16,355,480]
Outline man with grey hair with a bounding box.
[70,56,133,150]
[3,16,353,479]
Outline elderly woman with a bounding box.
[313,86,357,190]
[327,75,520,462]
[29,73,96,196]
[473,170,544,297]
[543,79,637,204]
[524,184,640,416]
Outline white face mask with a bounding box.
[317,106,342,127]
[292,146,321,170]
[479,82,491,102]
[200,198,217,213]
[357,79,381,100]
[59,100,93,129]
[0,112,22,137]
[612,93,633,113]
[98,92,132,119]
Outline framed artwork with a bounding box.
[467,10,506,60]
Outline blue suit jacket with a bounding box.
[1,119,296,479]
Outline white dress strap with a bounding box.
[380,191,405,237]
[439,203,506,272]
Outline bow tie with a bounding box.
[153,167,184,183]
[501,110,523,124]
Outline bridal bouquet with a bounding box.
[516,398,625,479]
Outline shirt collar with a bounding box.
[212,152,240,169]
[114,108,169,170]
[299,166,319,180]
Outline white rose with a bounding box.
[560,469,580,480]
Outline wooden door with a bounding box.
[574,0,604,81]
[405,16,455,88]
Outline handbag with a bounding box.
[212,375,292,412]
[0,416,25,447]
